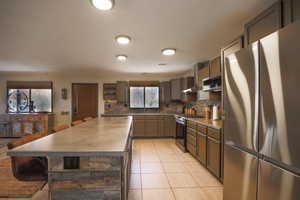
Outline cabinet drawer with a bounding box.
[197,124,207,134]
[144,116,164,120]
[187,133,196,147]
[187,120,197,130]
[187,128,196,137]
[134,116,145,120]
[207,128,220,140]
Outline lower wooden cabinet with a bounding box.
[132,115,176,137]
[197,132,207,166]
[187,119,222,181]
[144,120,159,137]
[207,136,221,178]
[133,119,144,137]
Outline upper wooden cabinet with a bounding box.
[197,62,210,90]
[116,81,129,104]
[210,56,221,77]
[283,0,300,26]
[244,1,282,45]
[160,81,171,105]
[170,78,182,101]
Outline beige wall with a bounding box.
[0,72,104,126]
[0,71,183,126]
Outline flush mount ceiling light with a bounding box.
[91,0,114,11]
[158,63,167,66]
[116,55,128,61]
[162,48,176,56]
[115,35,131,45]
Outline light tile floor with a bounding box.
[0,138,223,200]
[129,138,223,200]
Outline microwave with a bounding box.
[202,76,221,91]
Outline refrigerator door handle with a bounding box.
[252,42,260,152]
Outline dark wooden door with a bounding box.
[72,83,98,121]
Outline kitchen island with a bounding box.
[7,117,133,200]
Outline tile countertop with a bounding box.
[187,118,223,130]
[7,116,133,157]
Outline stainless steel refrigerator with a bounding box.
[223,20,300,200]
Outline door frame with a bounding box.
[71,83,99,122]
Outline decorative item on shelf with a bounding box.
[61,88,67,100]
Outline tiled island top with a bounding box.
[7,116,133,157]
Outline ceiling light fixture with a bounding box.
[115,35,131,45]
[162,48,176,56]
[116,55,128,61]
[158,63,167,66]
[91,0,114,11]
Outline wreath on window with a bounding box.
[8,90,29,112]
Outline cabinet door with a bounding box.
[158,118,165,137]
[282,0,300,26]
[116,81,129,104]
[198,62,210,90]
[210,56,221,77]
[144,120,158,137]
[133,119,144,136]
[197,132,207,166]
[244,1,282,45]
[171,79,182,100]
[207,136,221,178]
[160,82,171,105]
[164,116,176,137]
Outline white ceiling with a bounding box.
[0,0,276,77]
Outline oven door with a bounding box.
[176,121,187,152]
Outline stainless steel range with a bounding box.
[175,115,187,152]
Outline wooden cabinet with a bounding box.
[116,81,129,104]
[144,119,159,137]
[170,79,182,101]
[244,1,282,45]
[133,115,175,138]
[160,81,171,105]
[282,0,300,26]
[133,118,144,137]
[197,132,207,166]
[0,113,54,137]
[210,56,221,77]
[164,116,176,137]
[187,119,222,181]
[198,62,210,90]
[207,135,221,178]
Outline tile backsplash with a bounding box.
[104,99,221,116]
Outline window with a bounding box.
[7,81,53,113]
[130,87,159,109]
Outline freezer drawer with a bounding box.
[258,159,300,200]
[224,145,258,200]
